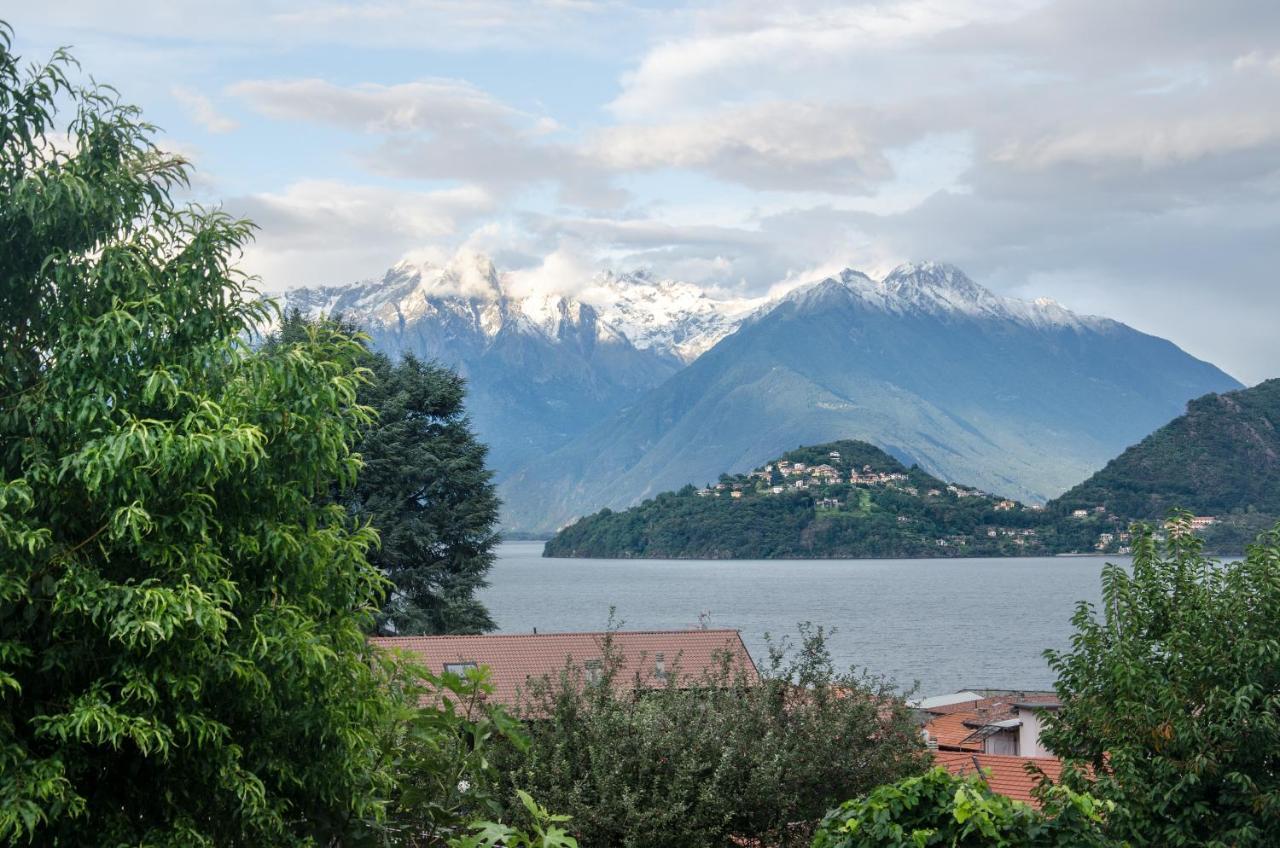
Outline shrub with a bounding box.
[493,624,929,848]
[1043,517,1280,846]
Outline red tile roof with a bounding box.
[933,750,1063,807]
[371,629,758,708]
[924,712,983,751]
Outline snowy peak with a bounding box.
[280,253,1115,366]
[581,270,763,362]
[779,261,1111,331]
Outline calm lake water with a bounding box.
[479,541,1124,696]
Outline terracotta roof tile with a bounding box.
[924,712,983,750]
[933,750,1063,807]
[370,629,758,708]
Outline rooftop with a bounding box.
[370,629,758,707]
[934,750,1063,807]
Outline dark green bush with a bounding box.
[493,625,929,848]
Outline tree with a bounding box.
[271,311,501,635]
[1042,516,1280,846]
[493,624,929,848]
[810,767,1113,848]
[0,28,397,845]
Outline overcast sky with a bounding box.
[11,1,1280,383]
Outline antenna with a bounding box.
[698,609,711,630]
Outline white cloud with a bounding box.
[229,181,495,289]
[504,247,600,298]
[230,78,527,134]
[609,0,1031,119]
[590,102,893,192]
[1234,50,1280,75]
[991,112,1280,171]
[170,85,239,134]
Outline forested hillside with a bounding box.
[543,440,1100,558]
[1047,379,1280,552]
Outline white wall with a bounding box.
[1016,707,1056,758]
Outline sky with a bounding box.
[9,1,1280,383]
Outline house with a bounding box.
[696,488,713,497]
[916,691,1061,758]
[817,497,840,509]
[730,490,743,499]
[1071,509,1089,518]
[1190,516,1218,530]
[994,500,1017,512]
[770,486,784,494]
[828,451,841,459]
[370,629,759,709]
[1096,533,1114,550]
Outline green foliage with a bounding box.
[449,791,578,848]
[0,29,397,845]
[810,767,1115,848]
[355,656,538,847]
[1042,517,1280,846]
[271,311,501,635]
[492,623,929,848]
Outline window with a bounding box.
[444,661,478,676]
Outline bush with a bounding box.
[493,624,929,848]
[810,767,1114,848]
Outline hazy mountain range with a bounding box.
[281,255,1241,533]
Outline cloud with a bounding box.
[170,86,239,134]
[608,0,1031,120]
[11,0,649,52]
[231,77,626,207]
[230,78,525,134]
[228,181,495,289]
[589,102,894,192]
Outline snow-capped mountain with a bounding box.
[282,253,754,365]
[778,261,1112,331]
[577,270,764,363]
[501,262,1241,532]
[279,253,684,477]
[277,253,1241,533]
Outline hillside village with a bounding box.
[547,440,1224,559]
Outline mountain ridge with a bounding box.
[276,252,1241,533]
[501,262,1239,532]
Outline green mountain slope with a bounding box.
[1047,379,1280,548]
[543,440,1070,559]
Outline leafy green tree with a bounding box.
[0,29,398,845]
[494,624,929,848]
[1043,517,1280,846]
[272,311,501,635]
[811,767,1114,848]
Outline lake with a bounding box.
[479,541,1123,696]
